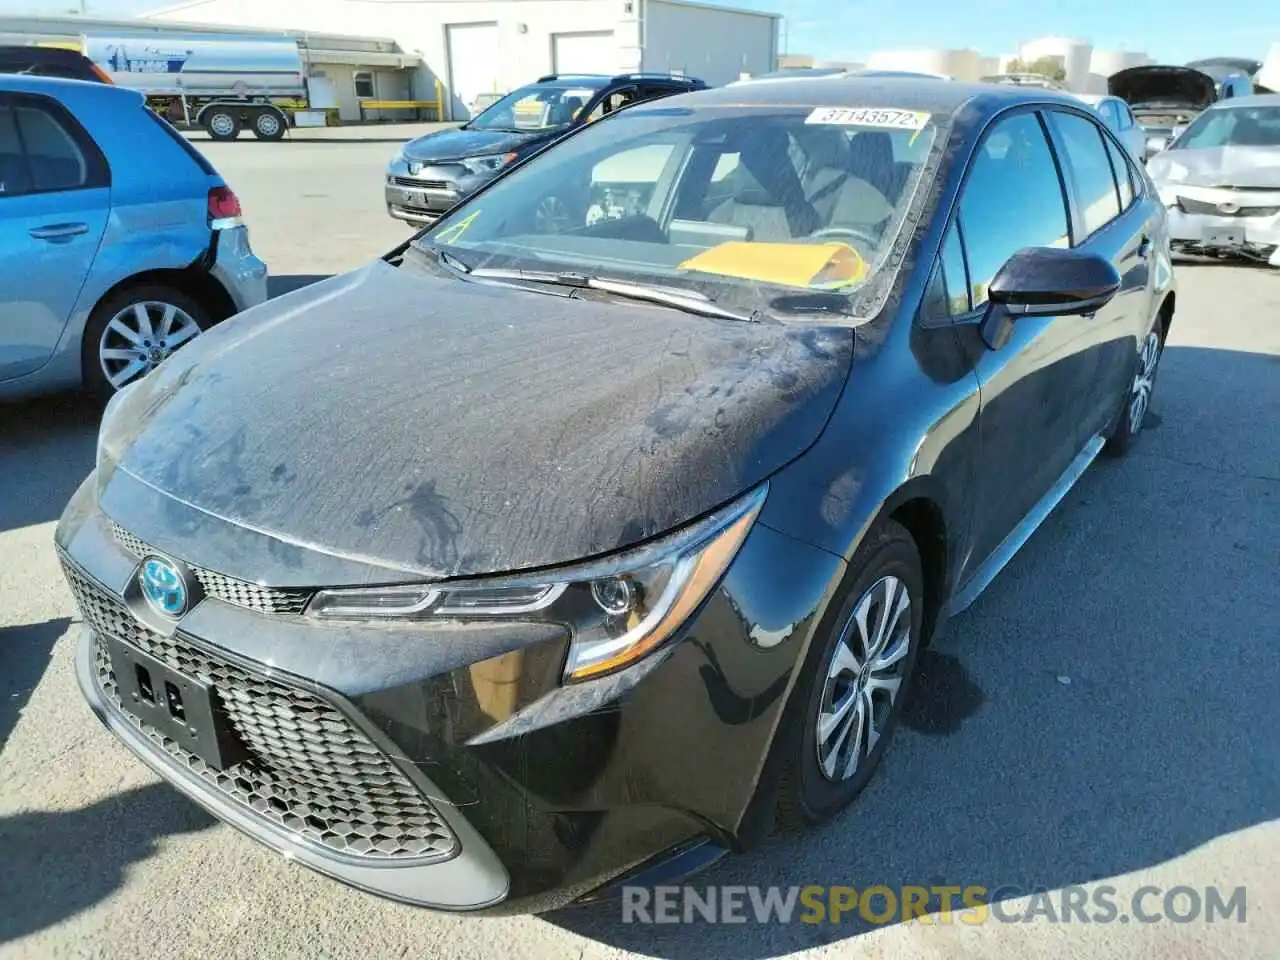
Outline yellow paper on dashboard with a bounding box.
[677,241,867,289]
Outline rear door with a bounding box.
[1044,107,1152,442]
[0,92,110,381]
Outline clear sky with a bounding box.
[1,0,1277,65]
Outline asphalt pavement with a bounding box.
[1,134,1277,960]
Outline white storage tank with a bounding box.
[1258,42,1280,92]
[1090,49,1152,79]
[866,48,980,81]
[1019,36,1092,91]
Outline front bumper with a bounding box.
[58,471,842,911]
[384,161,495,225]
[1160,185,1280,265]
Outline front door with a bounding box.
[947,110,1105,577]
[0,93,109,381]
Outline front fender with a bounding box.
[757,318,982,605]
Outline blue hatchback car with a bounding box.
[0,75,267,399]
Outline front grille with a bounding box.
[393,176,451,190]
[1177,196,1280,218]
[110,521,312,616]
[63,555,459,862]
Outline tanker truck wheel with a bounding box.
[204,109,241,141]
[251,109,287,142]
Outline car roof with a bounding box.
[682,74,1083,118]
[0,72,141,103]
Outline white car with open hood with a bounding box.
[1146,93,1280,266]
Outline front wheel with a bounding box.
[1105,320,1165,456]
[82,284,212,400]
[773,519,923,829]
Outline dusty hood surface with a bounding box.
[1110,66,1217,111]
[100,260,852,581]
[402,127,540,163]
[1149,146,1280,188]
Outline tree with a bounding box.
[1007,57,1067,82]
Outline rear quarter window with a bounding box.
[143,107,217,176]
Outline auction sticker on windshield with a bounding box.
[806,107,930,130]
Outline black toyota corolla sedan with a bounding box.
[58,76,1175,913]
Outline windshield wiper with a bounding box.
[466,268,757,322]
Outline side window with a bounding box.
[958,112,1070,309]
[586,88,637,122]
[635,83,671,103]
[13,102,90,192]
[923,222,970,319]
[0,104,34,196]
[1097,100,1119,131]
[1102,134,1134,211]
[1048,111,1122,239]
[353,71,375,99]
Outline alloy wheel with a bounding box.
[815,575,913,782]
[535,196,571,233]
[1129,330,1162,433]
[99,301,202,390]
[256,113,281,137]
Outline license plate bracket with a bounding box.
[1203,228,1244,247]
[106,636,247,771]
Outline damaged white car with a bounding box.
[1147,94,1280,266]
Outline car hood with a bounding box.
[1110,65,1218,111]
[401,127,541,163]
[97,260,853,582]
[1148,146,1280,188]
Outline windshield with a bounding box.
[1173,106,1280,149]
[418,103,941,315]
[467,80,608,133]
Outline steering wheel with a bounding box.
[808,224,882,254]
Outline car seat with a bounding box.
[707,124,821,240]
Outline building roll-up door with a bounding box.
[446,22,500,119]
[551,31,618,76]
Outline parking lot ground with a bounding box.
[1,139,1278,960]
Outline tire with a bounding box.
[251,109,286,141]
[204,109,240,141]
[1105,314,1166,457]
[773,519,924,830]
[82,284,212,400]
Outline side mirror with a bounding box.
[980,247,1121,350]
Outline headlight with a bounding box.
[309,485,767,682]
[458,152,517,176]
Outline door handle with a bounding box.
[1137,235,1152,260]
[29,222,89,242]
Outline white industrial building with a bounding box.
[142,0,779,118]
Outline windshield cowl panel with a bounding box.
[416,103,947,325]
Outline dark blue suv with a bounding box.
[385,72,705,225]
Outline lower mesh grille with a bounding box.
[63,554,459,862]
